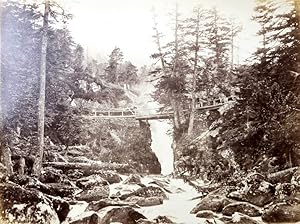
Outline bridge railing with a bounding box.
[195,96,236,109]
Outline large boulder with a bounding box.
[94,170,122,184]
[191,193,233,214]
[262,201,300,223]
[224,212,261,224]
[222,202,262,217]
[228,173,274,207]
[68,211,100,224]
[120,186,167,200]
[123,174,142,185]
[125,196,163,207]
[110,183,143,199]
[98,206,146,224]
[40,167,63,183]
[87,198,138,211]
[0,183,60,224]
[196,210,219,219]
[76,174,108,190]
[76,185,110,202]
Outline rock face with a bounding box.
[191,193,233,214]
[0,183,60,224]
[222,202,262,217]
[262,201,300,223]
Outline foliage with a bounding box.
[218,0,300,171]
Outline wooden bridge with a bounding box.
[80,96,236,120]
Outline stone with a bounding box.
[110,183,142,199]
[40,167,63,183]
[46,183,78,198]
[0,183,60,224]
[95,170,122,184]
[120,186,167,200]
[191,193,233,214]
[123,174,142,184]
[76,185,110,202]
[67,169,84,179]
[153,215,174,223]
[274,183,297,200]
[291,167,300,187]
[222,202,262,217]
[68,211,100,224]
[76,174,108,190]
[125,196,163,207]
[99,206,146,224]
[47,195,70,222]
[262,201,300,223]
[225,212,261,224]
[87,198,138,211]
[196,210,219,219]
[228,173,275,207]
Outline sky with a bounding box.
[62,0,261,67]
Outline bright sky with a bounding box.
[63,0,260,67]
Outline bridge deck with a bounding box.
[79,96,236,120]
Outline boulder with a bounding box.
[68,211,100,224]
[196,210,219,219]
[67,169,84,180]
[225,212,261,224]
[47,195,70,222]
[110,183,142,199]
[262,201,300,223]
[222,202,262,217]
[76,174,108,190]
[95,170,122,184]
[191,193,233,214]
[274,183,297,200]
[267,167,298,184]
[0,183,60,224]
[291,167,300,187]
[228,173,274,207]
[76,185,110,202]
[40,167,63,183]
[98,206,146,224]
[153,215,174,223]
[123,174,142,184]
[120,186,167,200]
[46,183,78,198]
[125,196,163,207]
[87,198,138,211]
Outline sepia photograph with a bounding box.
[0,0,300,223]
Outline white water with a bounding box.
[138,176,204,224]
[149,120,174,175]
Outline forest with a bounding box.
[0,0,300,223]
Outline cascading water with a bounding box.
[149,120,174,175]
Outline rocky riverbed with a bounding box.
[1,163,300,223]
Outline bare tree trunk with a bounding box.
[187,8,201,136]
[33,0,49,176]
[152,7,181,130]
[295,0,300,73]
[171,3,181,130]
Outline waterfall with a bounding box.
[149,120,174,175]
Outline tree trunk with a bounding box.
[188,8,200,136]
[33,0,49,176]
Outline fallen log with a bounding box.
[267,167,299,184]
[43,161,130,173]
